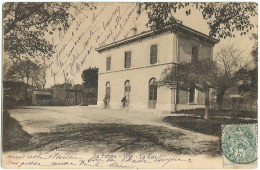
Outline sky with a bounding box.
[3,2,258,88]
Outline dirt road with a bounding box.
[8,106,220,156]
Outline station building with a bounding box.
[96,24,218,113]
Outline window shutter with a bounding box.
[150,45,158,64]
[191,46,198,63]
[106,56,111,70]
[125,51,131,68]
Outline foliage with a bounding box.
[3,2,94,60]
[159,59,218,118]
[160,59,218,92]
[234,32,258,101]
[81,67,99,89]
[6,60,41,104]
[250,33,258,66]
[235,67,257,100]
[137,2,257,39]
[3,81,26,97]
[6,60,39,83]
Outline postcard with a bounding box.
[2,2,258,169]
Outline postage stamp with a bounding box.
[222,124,258,167]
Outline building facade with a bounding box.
[51,83,84,105]
[96,24,218,113]
[32,91,52,106]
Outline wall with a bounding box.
[97,32,177,113]
[99,32,176,73]
[98,64,175,112]
[176,33,212,109]
[178,33,213,63]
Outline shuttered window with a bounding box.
[106,56,111,71]
[191,46,198,63]
[189,85,196,103]
[125,51,131,68]
[150,45,158,64]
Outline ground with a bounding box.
[5,106,220,157]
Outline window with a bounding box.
[149,78,157,100]
[124,80,131,95]
[106,56,111,71]
[189,85,195,103]
[191,46,198,63]
[150,45,158,64]
[125,51,131,68]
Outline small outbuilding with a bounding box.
[32,91,52,106]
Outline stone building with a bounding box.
[31,91,52,106]
[51,83,83,105]
[96,24,218,113]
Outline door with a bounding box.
[149,78,157,109]
[124,80,131,107]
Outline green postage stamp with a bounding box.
[222,124,258,167]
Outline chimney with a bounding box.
[131,27,138,36]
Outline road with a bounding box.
[8,106,220,156]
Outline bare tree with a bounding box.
[31,64,48,90]
[214,44,244,109]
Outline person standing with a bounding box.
[121,96,127,109]
[103,95,108,108]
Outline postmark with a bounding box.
[222,124,257,167]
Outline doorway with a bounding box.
[124,80,131,107]
[148,78,157,109]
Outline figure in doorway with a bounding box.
[121,96,127,109]
[103,95,108,108]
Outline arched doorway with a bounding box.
[106,82,111,106]
[124,80,131,107]
[149,78,157,109]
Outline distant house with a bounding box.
[51,83,84,105]
[96,24,219,113]
[52,83,72,100]
[66,88,83,105]
[32,91,52,106]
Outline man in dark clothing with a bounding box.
[103,95,108,108]
[121,96,127,108]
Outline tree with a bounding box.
[235,32,258,100]
[31,64,48,90]
[235,68,257,100]
[137,2,257,39]
[250,32,258,66]
[81,67,99,89]
[81,67,99,104]
[6,60,40,104]
[214,45,244,109]
[159,59,218,119]
[3,2,95,61]
[3,81,27,108]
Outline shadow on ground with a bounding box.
[13,123,220,156]
[2,110,32,152]
[164,116,257,136]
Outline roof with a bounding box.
[66,89,82,92]
[96,23,219,53]
[33,91,52,95]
